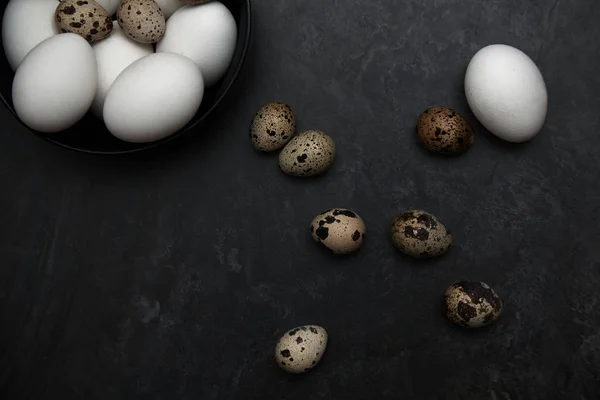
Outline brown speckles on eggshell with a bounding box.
[55,0,112,43]
[310,208,366,255]
[117,0,165,44]
[417,106,474,154]
[444,281,503,328]
[275,325,328,374]
[279,130,335,177]
[391,209,451,258]
[250,102,296,152]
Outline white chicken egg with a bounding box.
[95,0,120,16]
[12,33,97,132]
[2,0,60,71]
[156,1,237,87]
[464,44,548,143]
[154,0,184,19]
[91,23,153,118]
[103,52,204,143]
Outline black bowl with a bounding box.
[0,0,252,154]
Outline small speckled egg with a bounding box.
[444,281,503,328]
[310,208,366,254]
[117,0,166,44]
[250,102,296,152]
[391,209,452,258]
[278,130,335,177]
[55,0,113,43]
[275,325,328,374]
[417,106,474,154]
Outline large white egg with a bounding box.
[103,52,204,143]
[154,0,184,19]
[464,44,548,143]
[2,0,60,71]
[91,23,153,117]
[156,2,237,87]
[95,0,120,16]
[12,33,97,132]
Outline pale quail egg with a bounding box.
[444,281,503,328]
[55,0,113,43]
[310,208,366,254]
[117,0,166,44]
[417,106,474,154]
[278,130,335,177]
[250,102,295,152]
[391,209,452,258]
[275,325,328,374]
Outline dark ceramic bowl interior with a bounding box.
[0,0,251,154]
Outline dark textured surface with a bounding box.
[1,0,599,398]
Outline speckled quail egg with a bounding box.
[417,106,474,154]
[444,281,503,328]
[250,102,296,152]
[390,209,452,258]
[55,0,113,43]
[310,208,366,255]
[117,0,166,44]
[275,325,328,374]
[278,130,335,177]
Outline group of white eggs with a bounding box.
[2,0,238,143]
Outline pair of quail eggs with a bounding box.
[250,102,336,177]
[273,279,503,375]
[307,207,453,260]
[390,210,503,328]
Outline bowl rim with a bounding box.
[0,0,252,155]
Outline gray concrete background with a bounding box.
[1,0,599,398]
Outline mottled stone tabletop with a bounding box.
[1,0,599,399]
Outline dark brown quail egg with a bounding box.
[444,281,503,328]
[390,209,451,258]
[250,102,296,152]
[275,325,328,374]
[310,208,366,254]
[417,106,474,154]
[278,130,335,177]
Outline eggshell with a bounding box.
[12,33,97,132]
[310,208,366,255]
[156,1,237,87]
[390,209,452,258]
[444,281,503,328]
[95,0,120,16]
[278,130,335,177]
[117,0,166,44]
[154,0,184,19]
[464,44,548,143]
[91,23,153,117]
[2,0,60,71]
[417,106,474,154]
[275,325,328,374]
[250,102,296,152]
[103,52,204,143]
[55,0,113,43]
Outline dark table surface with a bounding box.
[1,0,599,399]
